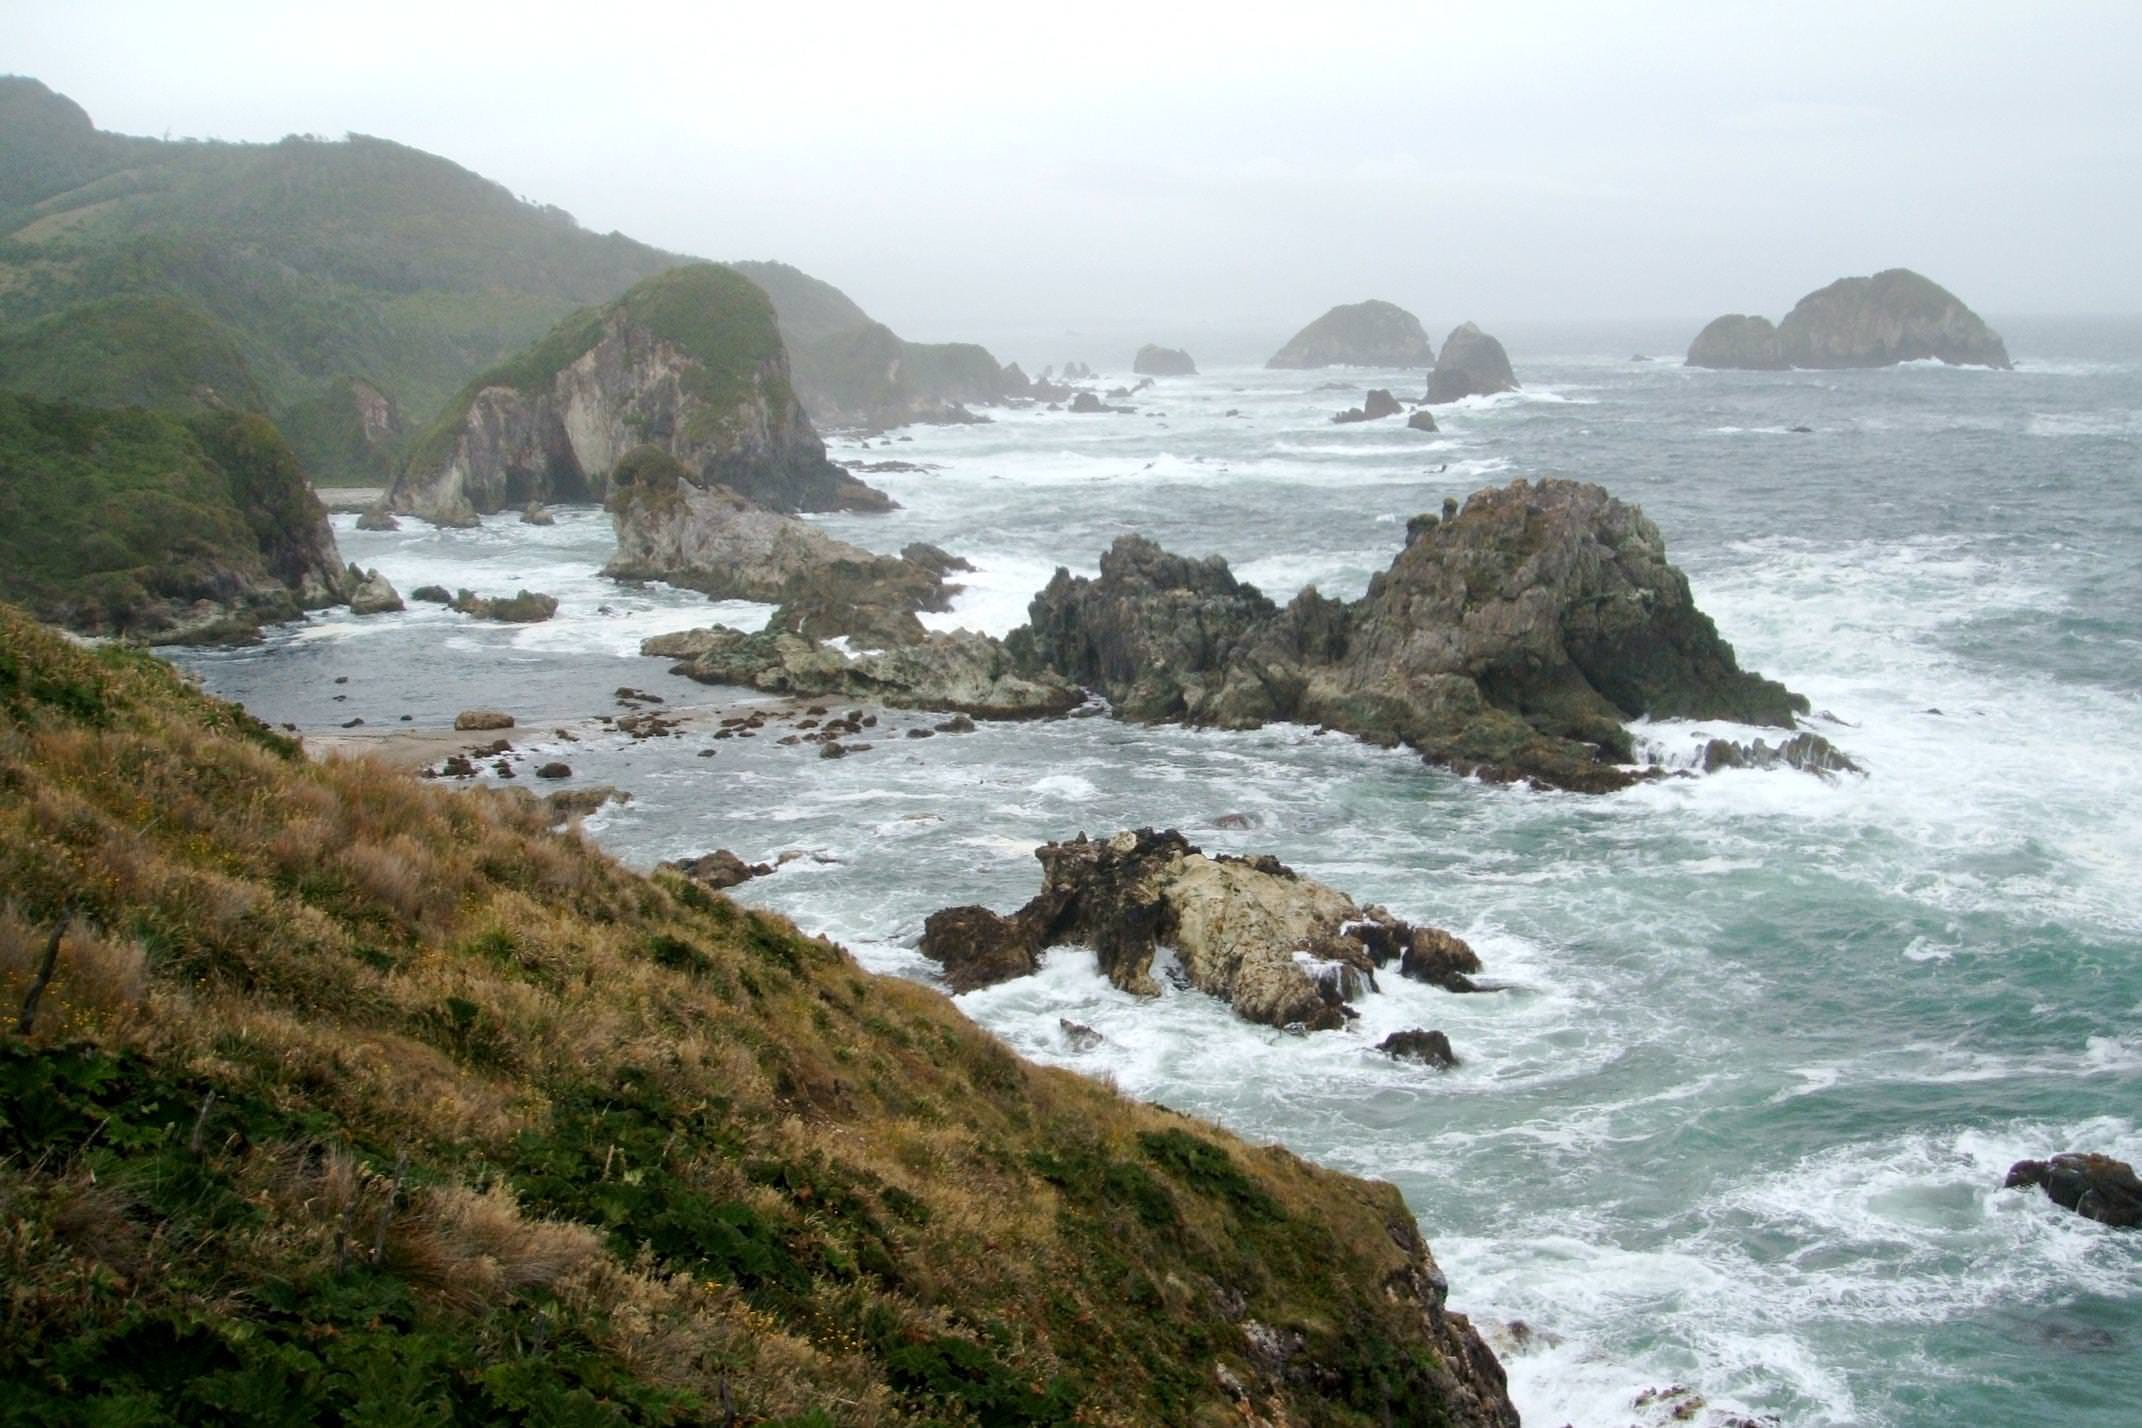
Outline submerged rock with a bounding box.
[1012,478,1811,792]
[1700,731,1861,777]
[1426,323,1519,404]
[1267,301,1434,369]
[2004,1153,2142,1228]
[918,828,1481,1029]
[1688,269,2011,370]
[1406,408,1440,432]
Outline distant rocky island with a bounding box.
[1425,322,1520,403]
[1132,343,1197,376]
[1688,268,2012,369]
[1266,300,1435,369]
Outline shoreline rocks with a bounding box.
[1010,478,1812,792]
[644,624,1082,720]
[1333,389,1403,424]
[1426,323,1519,404]
[1688,269,2012,370]
[1267,300,1434,369]
[449,588,558,623]
[918,828,1482,1029]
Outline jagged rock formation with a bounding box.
[919,829,1482,1029]
[602,446,947,644]
[1133,344,1197,376]
[389,265,887,525]
[1266,301,1434,369]
[729,260,1022,430]
[1426,323,1519,403]
[1700,731,1860,777]
[1333,389,1403,424]
[1688,269,2012,369]
[1011,478,1810,792]
[1686,314,1784,370]
[2004,1153,2142,1228]
[346,567,402,615]
[643,625,1082,720]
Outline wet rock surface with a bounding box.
[919,828,1482,1029]
[2004,1153,2142,1227]
[1015,477,1811,791]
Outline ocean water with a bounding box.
[174,318,2142,1427]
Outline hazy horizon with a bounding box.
[9,0,2141,349]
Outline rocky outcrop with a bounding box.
[1379,1029,1459,1069]
[1685,315,1783,370]
[1012,478,1810,792]
[1407,409,1440,432]
[452,708,515,731]
[389,264,888,526]
[644,625,1082,720]
[449,589,557,623]
[346,567,403,615]
[602,446,949,644]
[918,829,1482,1028]
[1425,323,1519,404]
[355,503,401,532]
[1333,389,1403,424]
[1688,269,2012,369]
[1133,344,1197,376]
[2004,1153,2142,1228]
[1700,731,1860,777]
[1267,301,1434,369]
[660,849,774,890]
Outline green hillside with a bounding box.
[0,604,1514,1425]
[0,294,263,413]
[0,75,685,483]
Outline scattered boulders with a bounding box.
[1378,1028,1459,1069]
[450,588,559,623]
[918,829,1481,1029]
[2003,1153,2142,1228]
[452,709,515,731]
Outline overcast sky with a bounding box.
[9,1,2140,350]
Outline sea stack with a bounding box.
[1687,269,2011,369]
[388,264,890,526]
[1425,323,1520,404]
[1266,301,1434,369]
[1132,344,1198,376]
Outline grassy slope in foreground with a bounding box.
[0,605,1512,1427]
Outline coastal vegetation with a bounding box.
[0,603,1515,1425]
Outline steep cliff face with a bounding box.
[1688,269,2011,370]
[390,264,886,525]
[1266,300,1434,369]
[1016,478,1810,791]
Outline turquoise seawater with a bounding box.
[179,318,2142,1426]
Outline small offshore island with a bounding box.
[3,44,2139,1428]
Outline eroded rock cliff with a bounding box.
[390,264,887,525]
[1013,478,1811,791]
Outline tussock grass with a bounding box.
[0,602,1507,1426]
